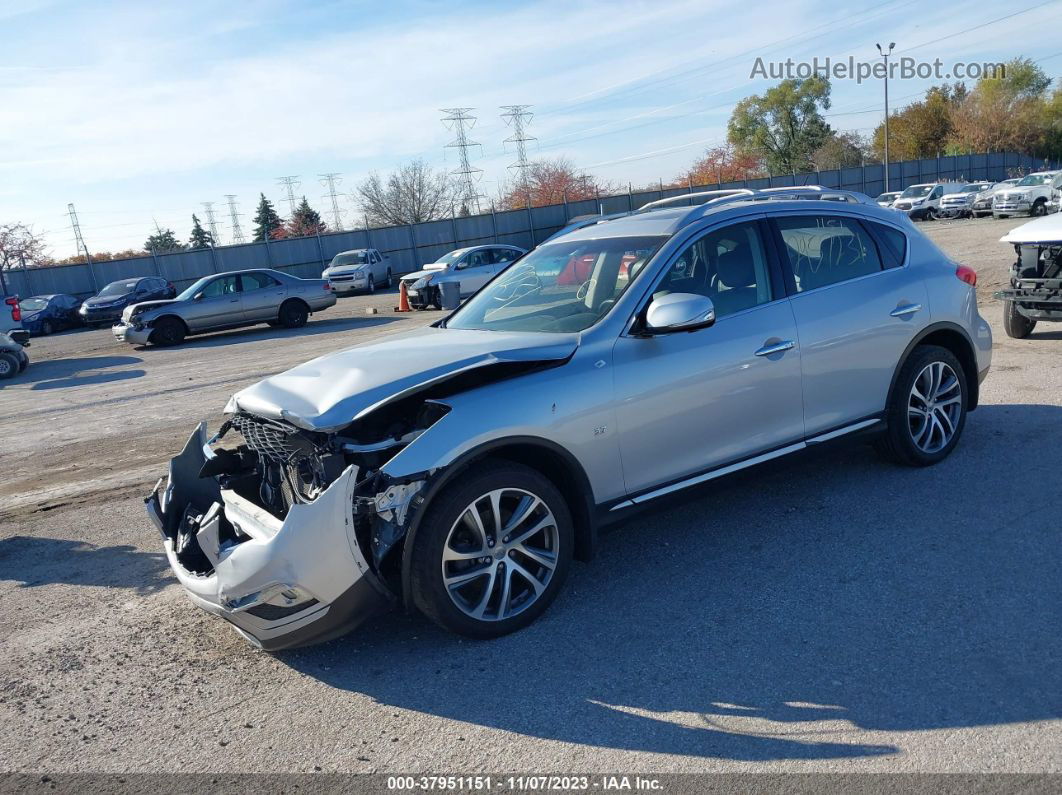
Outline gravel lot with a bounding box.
[1,216,1060,774]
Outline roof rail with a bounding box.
[672,186,875,227]
[637,189,753,212]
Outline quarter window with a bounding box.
[775,216,883,292]
[866,222,908,267]
[655,221,773,318]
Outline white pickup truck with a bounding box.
[993,171,1062,218]
[322,248,393,295]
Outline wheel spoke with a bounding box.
[516,544,557,571]
[461,504,489,552]
[935,407,955,435]
[508,558,546,597]
[497,565,513,619]
[508,515,555,546]
[468,567,498,619]
[488,490,504,538]
[443,546,486,563]
[445,565,490,590]
[503,494,541,534]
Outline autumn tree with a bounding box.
[0,223,50,269]
[868,84,964,161]
[728,76,833,174]
[144,228,184,253]
[812,131,869,169]
[357,159,454,227]
[498,157,613,209]
[675,144,763,186]
[287,197,328,237]
[252,193,285,241]
[188,214,214,249]
[54,249,146,265]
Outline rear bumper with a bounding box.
[146,425,392,651]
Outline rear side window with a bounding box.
[775,215,883,292]
[866,222,908,267]
[492,248,519,264]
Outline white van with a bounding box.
[891,182,967,221]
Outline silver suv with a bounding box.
[147,188,992,650]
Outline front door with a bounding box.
[184,274,243,330]
[770,213,928,436]
[612,219,805,495]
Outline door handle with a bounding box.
[229,299,239,303]
[890,303,922,318]
[754,340,795,357]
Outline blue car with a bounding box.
[19,294,83,336]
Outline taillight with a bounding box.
[955,265,977,287]
[323,283,331,291]
[4,295,19,322]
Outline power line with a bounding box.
[441,108,483,214]
[224,195,246,244]
[319,173,345,231]
[201,202,221,242]
[276,175,301,216]
[500,105,536,204]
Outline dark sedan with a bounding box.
[19,294,83,336]
[79,277,175,327]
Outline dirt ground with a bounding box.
[1,215,1060,775]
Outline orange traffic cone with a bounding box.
[395,281,412,313]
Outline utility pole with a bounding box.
[276,175,301,216]
[224,195,246,244]
[441,108,483,214]
[500,105,536,207]
[319,173,345,231]
[201,201,221,242]
[876,42,895,192]
[67,202,98,291]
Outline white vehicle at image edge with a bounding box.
[400,245,527,309]
[145,187,992,651]
[322,248,392,295]
[891,182,966,220]
[993,171,1062,219]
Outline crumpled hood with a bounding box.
[123,299,179,321]
[401,264,449,282]
[228,327,579,431]
[999,213,1062,245]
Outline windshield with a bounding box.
[960,184,984,193]
[98,280,137,297]
[330,252,368,267]
[900,185,932,198]
[1017,174,1051,186]
[20,297,49,311]
[176,276,213,301]
[445,235,666,333]
[432,249,469,266]
[875,193,897,202]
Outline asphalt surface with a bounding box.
[1,216,1060,774]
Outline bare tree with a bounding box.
[0,223,51,270]
[356,159,455,227]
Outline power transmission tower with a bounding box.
[319,173,345,231]
[201,202,221,242]
[67,203,92,264]
[276,175,301,215]
[500,105,536,205]
[440,108,483,214]
[224,195,246,244]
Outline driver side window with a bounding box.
[656,221,773,318]
[200,275,239,298]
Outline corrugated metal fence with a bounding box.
[4,151,1058,300]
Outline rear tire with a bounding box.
[0,352,18,379]
[150,317,186,346]
[278,300,309,329]
[367,275,375,294]
[875,345,967,467]
[1003,300,1036,339]
[410,461,573,639]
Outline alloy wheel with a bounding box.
[441,488,559,622]
[908,361,962,454]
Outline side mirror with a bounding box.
[644,293,716,333]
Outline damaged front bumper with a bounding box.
[146,424,396,650]
[113,322,152,345]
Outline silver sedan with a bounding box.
[113,269,336,346]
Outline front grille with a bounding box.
[230,413,303,462]
[329,275,354,282]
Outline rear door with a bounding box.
[769,212,927,436]
[455,249,494,294]
[239,271,287,321]
[184,274,243,330]
[490,247,521,278]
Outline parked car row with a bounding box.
[874,172,1062,221]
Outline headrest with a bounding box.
[716,247,756,288]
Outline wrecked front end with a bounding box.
[146,398,450,651]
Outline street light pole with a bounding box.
[877,42,895,192]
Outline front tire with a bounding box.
[409,461,573,639]
[41,320,54,336]
[385,268,393,288]
[278,300,309,329]
[1032,199,1047,217]
[150,317,186,346]
[876,345,967,467]
[367,275,376,294]
[0,352,18,379]
[1003,300,1036,339]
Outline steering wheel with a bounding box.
[576,278,597,301]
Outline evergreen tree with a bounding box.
[252,193,284,242]
[188,214,214,249]
[287,196,327,237]
[144,227,184,252]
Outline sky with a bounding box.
[1,0,1060,258]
